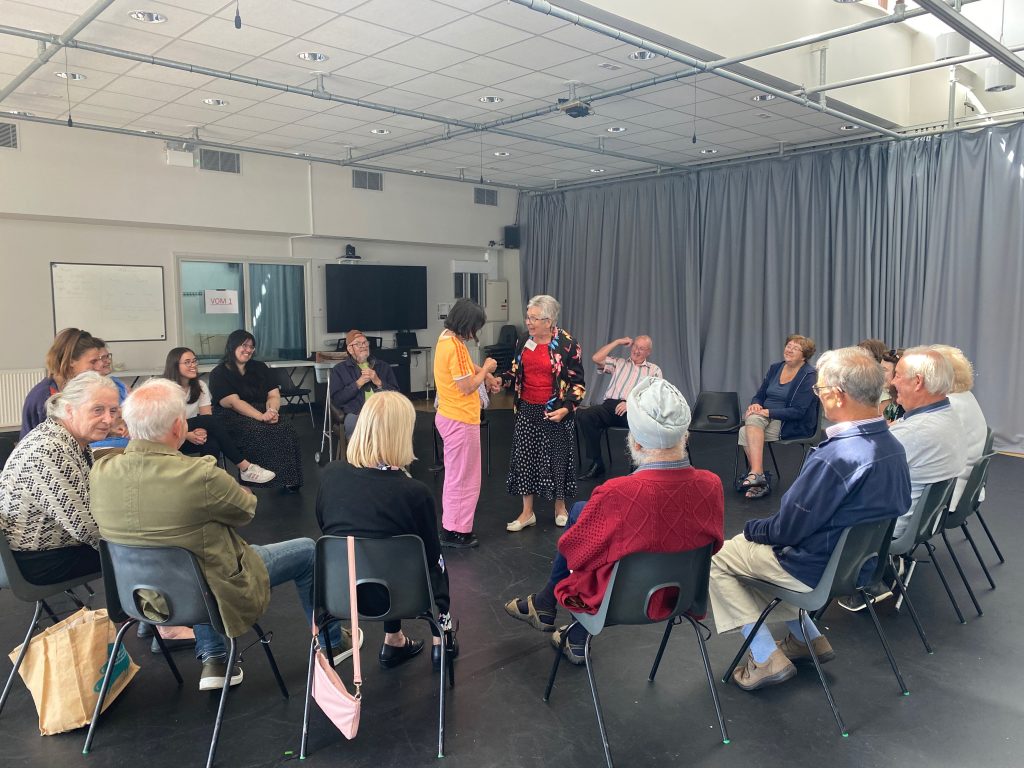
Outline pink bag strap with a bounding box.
[347,535,361,687]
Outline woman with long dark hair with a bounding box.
[208,330,303,491]
[162,347,275,484]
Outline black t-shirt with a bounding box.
[209,360,277,411]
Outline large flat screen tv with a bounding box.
[325,264,428,332]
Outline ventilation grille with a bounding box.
[0,122,18,149]
[198,148,240,174]
[474,187,497,206]
[352,169,383,191]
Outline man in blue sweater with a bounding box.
[709,347,911,691]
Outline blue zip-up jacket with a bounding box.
[744,419,911,587]
[750,361,817,439]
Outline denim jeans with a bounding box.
[544,500,587,591]
[193,538,342,663]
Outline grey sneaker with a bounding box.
[776,632,835,664]
[199,660,243,691]
[331,627,365,666]
[239,463,276,484]
[838,583,894,612]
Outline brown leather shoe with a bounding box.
[732,649,797,691]
[777,632,835,664]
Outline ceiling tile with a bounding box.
[304,16,411,56]
[210,112,285,133]
[261,37,363,72]
[376,37,476,71]
[489,36,588,71]
[399,72,478,100]
[181,16,293,57]
[156,39,254,70]
[230,58,319,87]
[124,61,215,89]
[214,0,336,38]
[104,74,194,101]
[0,1,79,32]
[333,57,426,87]
[435,55,532,89]
[0,51,33,77]
[152,101,240,124]
[81,90,166,115]
[238,101,315,123]
[541,23,622,54]
[477,1,566,35]
[348,0,467,35]
[423,14,533,56]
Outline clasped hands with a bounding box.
[357,368,382,389]
[745,403,768,419]
[482,357,502,394]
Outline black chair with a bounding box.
[973,428,1004,565]
[0,435,16,468]
[943,453,999,593]
[686,391,740,468]
[545,545,728,768]
[84,540,288,768]
[301,535,453,760]
[273,368,314,427]
[0,533,99,717]
[574,365,628,470]
[722,518,908,737]
[766,397,823,482]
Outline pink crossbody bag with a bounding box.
[310,535,361,739]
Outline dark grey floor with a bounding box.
[1,412,1021,768]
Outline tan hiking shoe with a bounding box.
[732,649,797,691]
[776,632,836,663]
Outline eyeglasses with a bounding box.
[98,354,113,362]
[180,358,199,367]
[811,384,843,396]
[525,314,546,323]
[239,343,256,351]
[348,341,369,348]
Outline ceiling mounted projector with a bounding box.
[557,98,593,118]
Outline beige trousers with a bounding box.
[709,534,812,634]
[737,413,782,447]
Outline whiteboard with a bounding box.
[51,262,166,341]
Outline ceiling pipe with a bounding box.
[0,0,114,102]
[805,41,1024,95]
[916,0,1024,79]
[509,0,899,139]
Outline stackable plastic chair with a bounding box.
[686,391,741,468]
[273,368,314,427]
[973,428,1004,565]
[545,544,728,768]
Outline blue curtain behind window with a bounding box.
[519,123,1024,452]
[249,263,306,360]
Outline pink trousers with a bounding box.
[435,413,482,534]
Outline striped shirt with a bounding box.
[603,357,663,401]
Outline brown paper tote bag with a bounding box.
[8,607,139,735]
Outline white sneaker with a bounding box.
[332,627,365,666]
[239,463,276,484]
[198,660,244,691]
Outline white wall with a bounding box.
[0,121,519,383]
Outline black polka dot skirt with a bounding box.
[217,409,303,489]
[506,401,576,502]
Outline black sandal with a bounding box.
[736,472,767,493]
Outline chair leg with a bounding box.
[581,633,614,768]
[603,430,613,469]
[151,627,184,684]
[0,600,43,717]
[891,565,933,654]
[253,623,289,699]
[206,638,237,768]
[64,588,86,608]
[648,620,674,682]
[543,620,572,702]
[859,591,909,695]
[425,617,446,759]
[722,598,781,684]
[797,609,848,737]
[939,532,983,617]
[924,541,967,624]
[766,443,781,484]
[306,399,315,429]
[300,638,317,760]
[40,599,60,625]
[962,523,996,589]
[974,510,1005,564]
[682,614,730,745]
[83,618,135,753]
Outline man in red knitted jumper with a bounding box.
[504,377,725,664]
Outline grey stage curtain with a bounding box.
[518,122,1024,452]
[249,263,307,360]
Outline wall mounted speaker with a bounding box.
[503,225,520,249]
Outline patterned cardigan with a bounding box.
[503,327,587,413]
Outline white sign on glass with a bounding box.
[204,289,238,314]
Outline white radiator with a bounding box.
[1,368,45,430]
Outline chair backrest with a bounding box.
[780,397,823,444]
[0,435,16,469]
[688,391,741,433]
[889,478,956,557]
[272,367,299,393]
[946,453,996,529]
[825,517,899,600]
[315,535,435,624]
[0,530,25,594]
[572,544,714,636]
[100,540,226,633]
[983,426,994,455]
[497,325,519,347]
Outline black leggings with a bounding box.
[180,415,245,465]
[13,546,100,586]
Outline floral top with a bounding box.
[503,326,586,413]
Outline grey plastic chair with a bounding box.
[300,535,452,760]
[84,540,288,768]
[940,453,998,604]
[0,532,99,717]
[722,517,906,737]
[973,428,1004,564]
[545,544,729,768]
[766,397,824,482]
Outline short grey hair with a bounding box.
[46,371,118,419]
[900,346,954,396]
[527,294,560,325]
[815,347,885,407]
[122,378,186,441]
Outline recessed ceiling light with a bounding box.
[629,50,657,61]
[493,151,510,157]
[839,124,858,131]
[203,98,228,106]
[370,128,390,135]
[700,148,719,155]
[756,112,773,119]
[606,126,627,133]
[297,51,328,62]
[411,169,426,174]
[589,168,606,173]
[598,62,622,71]
[479,95,503,103]
[128,10,167,23]
[751,93,775,102]
[55,72,86,81]
[5,109,32,116]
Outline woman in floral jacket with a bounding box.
[501,294,586,532]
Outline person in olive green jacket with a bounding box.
[91,378,354,692]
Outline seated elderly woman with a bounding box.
[20,328,105,438]
[88,339,132,451]
[738,334,818,498]
[931,344,987,509]
[315,392,457,672]
[1,371,119,584]
[209,330,303,491]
